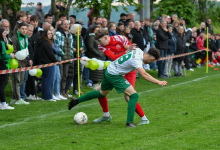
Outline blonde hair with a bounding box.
[70,24,82,35]
[199,22,206,30]
[172,20,180,27]
[108,22,116,31]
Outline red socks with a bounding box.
[98,97,109,112]
[214,59,218,64]
[135,102,145,117]
[98,96,145,117]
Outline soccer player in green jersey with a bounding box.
[68,47,167,127]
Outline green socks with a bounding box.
[78,90,105,103]
[127,93,139,123]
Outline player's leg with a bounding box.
[68,89,108,110]
[123,85,139,127]
[95,84,110,119]
[124,71,149,125]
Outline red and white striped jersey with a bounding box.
[98,35,131,61]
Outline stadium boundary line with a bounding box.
[0,73,219,129]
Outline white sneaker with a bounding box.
[189,68,194,71]
[43,99,56,102]
[57,94,67,100]
[66,94,72,97]
[93,83,99,90]
[53,95,60,100]
[15,99,29,105]
[1,105,14,110]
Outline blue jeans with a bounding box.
[150,61,157,70]
[157,49,167,77]
[20,71,29,99]
[41,66,55,100]
[53,65,60,95]
[83,67,93,84]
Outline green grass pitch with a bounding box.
[1,66,220,150]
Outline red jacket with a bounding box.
[196,36,206,50]
[98,35,131,61]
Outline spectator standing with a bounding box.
[116,22,124,35]
[37,26,58,101]
[173,26,186,77]
[128,20,134,29]
[34,2,44,27]
[166,16,172,25]
[118,13,127,25]
[44,14,53,24]
[123,26,133,44]
[172,20,180,35]
[69,15,76,27]
[102,18,108,30]
[13,11,27,36]
[152,22,158,35]
[11,23,30,104]
[87,26,104,90]
[25,24,41,100]
[26,14,32,24]
[156,19,172,78]
[171,14,178,24]
[48,1,65,15]
[197,22,206,36]
[131,21,145,51]
[54,20,73,98]
[77,19,86,38]
[206,19,213,34]
[70,24,86,95]
[0,28,15,109]
[164,25,176,77]
[108,22,117,36]
[0,19,12,44]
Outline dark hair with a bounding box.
[129,20,134,23]
[61,20,68,25]
[120,13,126,17]
[191,26,196,28]
[167,24,173,29]
[18,22,27,29]
[16,11,26,20]
[96,23,102,26]
[118,22,124,27]
[30,15,38,22]
[149,19,153,23]
[59,14,66,19]
[69,15,76,19]
[40,26,53,46]
[148,47,160,60]
[94,28,109,40]
[96,16,102,20]
[45,14,53,19]
[89,25,100,33]
[0,28,5,41]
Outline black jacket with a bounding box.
[189,37,198,51]
[87,34,104,59]
[206,22,214,34]
[185,29,193,43]
[204,39,218,52]
[143,25,149,43]
[168,33,177,54]
[156,25,172,50]
[30,27,41,53]
[28,38,34,61]
[173,33,187,62]
[197,28,206,36]
[118,19,127,25]
[130,28,145,50]
[36,38,58,64]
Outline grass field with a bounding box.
[1,66,220,150]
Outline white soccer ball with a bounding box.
[74,112,88,125]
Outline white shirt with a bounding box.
[107,48,143,75]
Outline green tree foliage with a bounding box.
[152,0,197,27]
[72,0,143,21]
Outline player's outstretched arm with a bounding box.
[138,68,167,86]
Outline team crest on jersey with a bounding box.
[116,44,121,49]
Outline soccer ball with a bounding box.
[74,112,88,125]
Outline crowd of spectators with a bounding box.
[0,2,220,110]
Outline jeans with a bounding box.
[53,65,61,95]
[164,54,174,76]
[157,49,167,77]
[136,70,139,77]
[20,71,29,99]
[41,65,55,100]
[173,61,183,75]
[83,67,93,84]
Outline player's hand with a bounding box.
[73,48,77,52]
[10,53,15,58]
[158,81,167,86]
[127,44,137,51]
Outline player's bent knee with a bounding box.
[129,93,139,99]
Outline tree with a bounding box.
[152,0,197,27]
[72,0,143,21]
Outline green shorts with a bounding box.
[101,69,131,94]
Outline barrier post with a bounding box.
[206,27,209,73]
[77,27,80,97]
